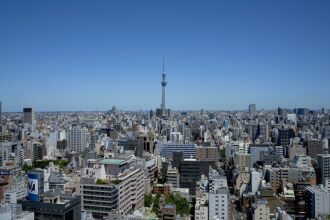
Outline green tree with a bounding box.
[96,179,107,184]
[144,194,153,207]
[21,164,33,172]
[165,193,190,216]
[152,193,161,213]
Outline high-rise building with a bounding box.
[294,108,309,116]
[322,126,330,139]
[156,58,170,118]
[170,132,183,143]
[209,188,229,220]
[278,128,295,146]
[317,154,330,184]
[68,124,88,153]
[234,153,252,170]
[196,146,218,161]
[0,165,25,202]
[248,123,269,142]
[80,158,144,218]
[252,200,270,220]
[321,108,326,114]
[33,143,47,161]
[179,159,215,194]
[166,165,180,188]
[249,104,257,115]
[305,186,330,219]
[160,143,196,160]
[249,144,270,164]
[172,151,183,169]
[278,107,288,117]
[135,131,156,157]
[23,107,35,124]
[307,140,324,159]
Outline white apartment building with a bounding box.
[209,188,229,220]
[253,200,270,220]
[68,125,88,152]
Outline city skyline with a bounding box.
[1,0,330,111]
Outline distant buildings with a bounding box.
[2,90,330,220]
[249,104,257,115]
[23,107,35,125]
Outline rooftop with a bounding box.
[163,204,176,209]
[100,158,126,165]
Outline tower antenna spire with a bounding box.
[163,56,165,73]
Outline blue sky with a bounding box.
[0,0,329,111]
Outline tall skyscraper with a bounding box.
[249,104,257,115]
[156,58,170,118]
[23,107,35,124]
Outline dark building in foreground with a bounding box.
[18,191,81,220]
[179,159,216,195]
[278,128,295,146]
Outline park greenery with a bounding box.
[21,160,69,172]
[165,193,190,216]
[152,193,161,213]
[144,193,190,216]
[144,193,153,207]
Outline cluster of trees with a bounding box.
[144,193,190,216]
[96,179,107,184]
[165,193,190,216]
[21,160,69,172]
[144,193,161,213]
[144,193,153,207]
[152,194,161,213]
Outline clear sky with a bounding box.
[0,0,329,112]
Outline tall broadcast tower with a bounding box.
[156,58,170,118]
[161,57,167,111]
